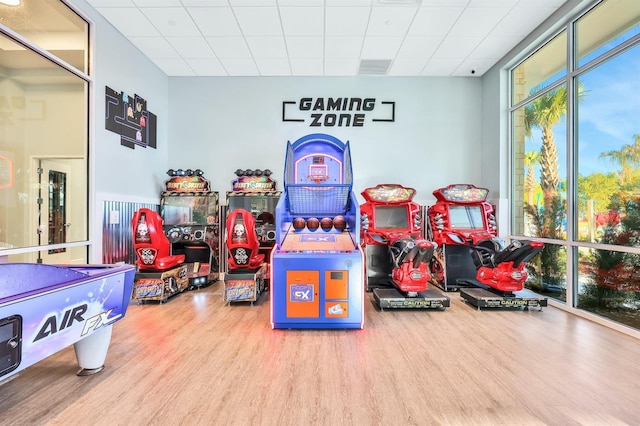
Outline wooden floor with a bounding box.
[2,282,640,426]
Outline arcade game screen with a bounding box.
[161,196,216,226]
[374,205,409,229]
[228,196,278,225]
[448,205,485,229]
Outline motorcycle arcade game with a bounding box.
[427,184,547,310]
[160,169,220,289]
[360,184,449,310]
[270,133,364,329]
[223,169,281,304]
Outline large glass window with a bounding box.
[0,0,90,264]
[576,44,640,245]
[0,0,89,74]
[510,0,640,329]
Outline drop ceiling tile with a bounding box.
[420,58,463,75]
[325,37,364,58]
[88,0,135,7]
[233,7,283,36]
[133,0,181,6]
[129,36,180,58]
[432,36,483,59]
[221,59,260,75]
[468,0,518,6]
[166,37,216,58]
[280,7,324,36]
[325,7,371,36]
[366,6,418,37]
[153,58,196,75]
[229,0,277,5]
[182,0,229,5]
[290,58,324,75]
[246,36,287,58]
[326,0,372,5]
[361,36,403,58]
[469,36,523,59]
[388,59,428,75]
[408,7,464,37]
[278,0,324,5]
[140,7,201,37]
[187,58,227,75]
[206,37,252,59]
[324,59,359,75]
[286,37,323,58]
[420,0,467,5]
[451,58,496,76]
[96,8,160,37]
[449,7,510,37]
[255,58,291,75]
[396,37,441,60]
[188,7,242,37]
[491,5,558,37]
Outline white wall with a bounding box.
[68,0,171,261]
[169,76,482,207]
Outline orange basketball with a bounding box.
[320,217,333,231]
[293,217,306,230]
[306,217,320,231]
[333,215,346,231]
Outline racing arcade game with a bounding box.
[161,169,220,289]
[131,208,189,302]
[223,168,280,303]
[271,133,364,329]
[360,184,448,309]
[427,184,546,309]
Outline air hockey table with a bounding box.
[0,263,135,383]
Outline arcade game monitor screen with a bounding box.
[162,195,217,226]
[448,205,485,230]
[374,205,409,230]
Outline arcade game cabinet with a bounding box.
[270,133,364,329]
[427,184,546,309]
[223,169,281,304]
[160,169,220,288]
[132,208,189,302]
[360,184,449,309]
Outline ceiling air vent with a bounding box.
[358,59,392,76]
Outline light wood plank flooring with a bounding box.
[1,282,639,426]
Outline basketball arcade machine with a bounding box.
[160,169,220,288]
[223,169,281,304]
[270,134,364,329]
[360,184,449,309]
[427,184,546,309]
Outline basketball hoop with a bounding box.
[308,174,328,184]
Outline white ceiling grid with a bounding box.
[86,0,567,77]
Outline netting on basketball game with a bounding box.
[286,184,350,216]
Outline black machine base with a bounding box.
[459,286,547,310]
[373,288,450,310]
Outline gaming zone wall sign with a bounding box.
[282,97,395,127]
[105,86,157,149]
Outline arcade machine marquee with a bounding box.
[270,133,364,329]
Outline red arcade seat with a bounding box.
[132,208,185,271]
[470,239,544,293]
[226,209,265,270]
